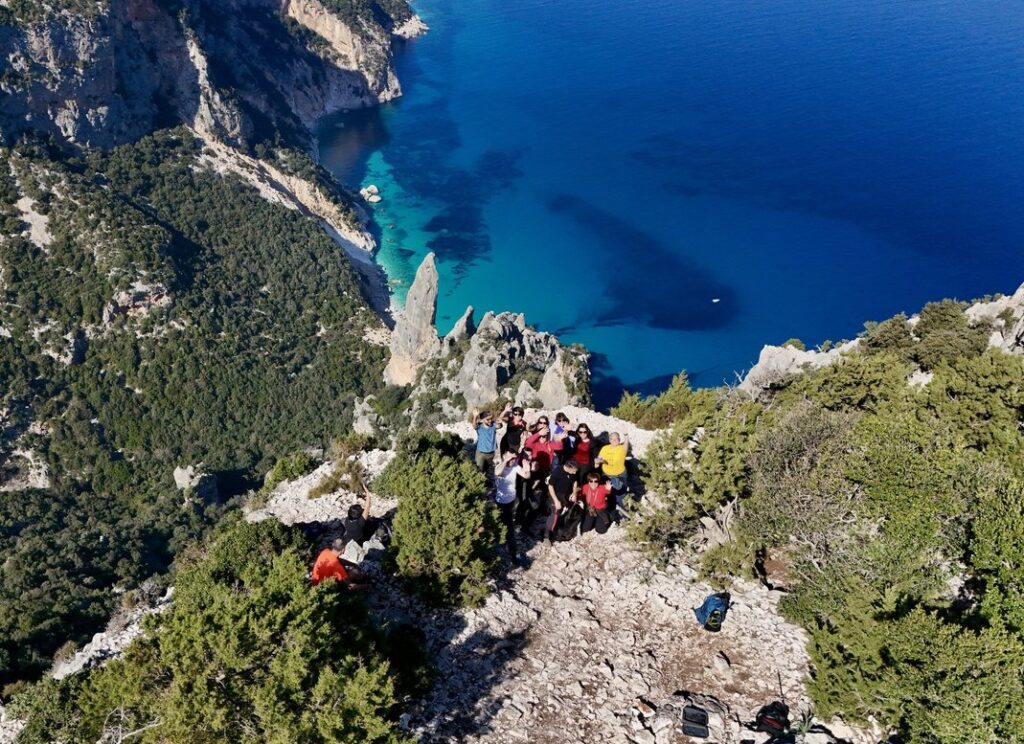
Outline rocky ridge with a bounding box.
[739,281,1024,398]
[380,253,590,426]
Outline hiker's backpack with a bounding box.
[693,592,730,632]
[680,705,710,739]
[556,503,584,541]
[753,701,790,738]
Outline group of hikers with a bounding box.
[474,403,634,566]
[312,403,636,584]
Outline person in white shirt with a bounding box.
[495,451,531,566]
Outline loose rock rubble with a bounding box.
[374,527,847,743]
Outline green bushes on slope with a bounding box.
[10,520,410,744]
[374,432,500,607]
[625,299,1024,742]
[0,130,385,685]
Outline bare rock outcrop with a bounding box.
[739,340,860,399]
[384,253,442,385]
[965,281,1024,354]
[172,464,219,505]
[382,256,591,423]
[51,586,174,680]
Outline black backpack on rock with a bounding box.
[753,701,790,738]
[555,503,584,541]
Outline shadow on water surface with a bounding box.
[545,193,737,332]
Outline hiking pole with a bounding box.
[777,670,787,706]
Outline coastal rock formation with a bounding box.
[384,253,442,385]
[0,0,417,150]
[740,281,1024,398]
[965,281,1024,353]
[382,255,590,421]
[739,340,860,399]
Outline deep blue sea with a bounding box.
[319,0,1024,407]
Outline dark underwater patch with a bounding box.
[545,193,736,331]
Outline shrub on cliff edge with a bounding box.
[375,433,499,607]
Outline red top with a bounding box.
[524,433,564,471]
[582,482,611,511]
[311,548,349,585]
[572,438,592,465]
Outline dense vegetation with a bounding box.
[9,519,414,743]
[375,432,501,607]
[619,300,1024,742]
[0,131,386,686]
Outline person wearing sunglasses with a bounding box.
[500,405,528,455]
[580,473,612,535]
[569,423,597,483]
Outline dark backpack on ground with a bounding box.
[754,701,790,738]
[555,503,584,541]
[693,592,730,632]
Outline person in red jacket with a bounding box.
[580,473,612,535]
[523,422,566,476]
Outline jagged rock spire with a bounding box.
[384,253,441,386]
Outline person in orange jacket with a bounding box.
[311,538,365,588]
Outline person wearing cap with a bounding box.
[472,403,511,475]
[495,451,531,566]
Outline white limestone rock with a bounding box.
[739,340,860,399]
[384,253,442,386]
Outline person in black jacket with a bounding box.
[500,406,528,455]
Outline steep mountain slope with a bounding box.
[0,0,419,150]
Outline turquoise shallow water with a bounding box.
[319,0,1024,406]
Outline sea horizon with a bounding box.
[319,0,1024,408]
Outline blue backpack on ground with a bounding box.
[693,592,730,632]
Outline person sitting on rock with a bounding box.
[472,403,511,475]
[341,485,374,546]
[500,405,528,455]
[546,459,579,543]
[495,451,531,566]
[311,538,366,588]
[580,473,612,535]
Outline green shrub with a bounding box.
[611,372,718,429]
[861,314,914,358]
[782,338,805,351]
[628,395,759,559]
[11,520,409,744]
[375,436,499,606]
[263,450,319,493]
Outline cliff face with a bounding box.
[0,0,417,150]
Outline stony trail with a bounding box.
[371,526,817,744]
